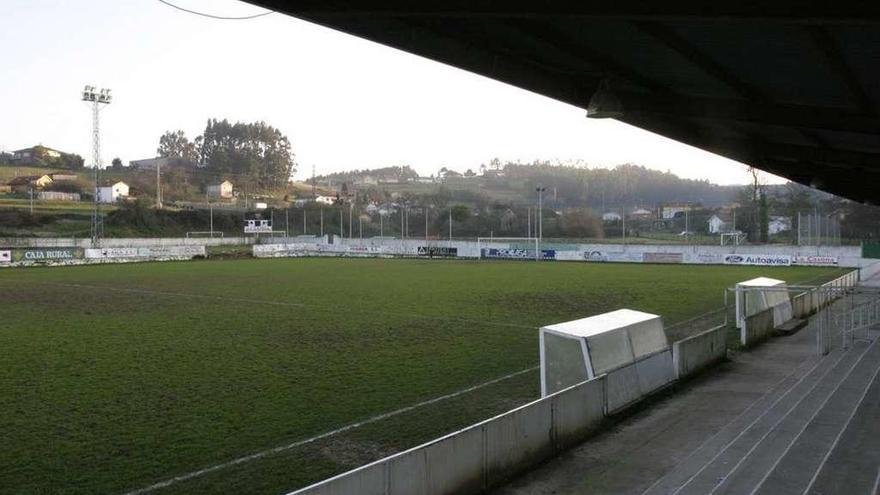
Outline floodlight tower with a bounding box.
[81,85,112,245]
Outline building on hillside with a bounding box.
[12,145,63,162]
[630,207,654,218]
[96,181,129,203]
[769,216,792,235]
[357,175,378,185]
[660,202,697,219]
[602,211,622,222]
[37,191,80,201]
[49,172,77,181]
[294,194,337,207]
[708,213,732,234]
[129,156,197,171]
[207,180,234,199]
[7,174,53,193]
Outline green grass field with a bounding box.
[0,258,841,494]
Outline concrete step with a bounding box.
[804,349,880,494]
[730,337,880,494]
[671,341,871,495]
[641,347,847,495]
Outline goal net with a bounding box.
[476,237,543,261]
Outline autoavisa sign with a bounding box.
[723,254,791,266]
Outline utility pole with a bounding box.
[286,209,289,237]
[209,201,214,236]
[156,159,162,208]
[527,207,531,237]
[425,207,429,240]
[81,85,111,246]
[339,207,343,238]
[29,186,34,215]
[359,215,363,239]
[449,208,453,240]
[536,186,546,241]
[320,207,324,237]
[303,208,307,235]
[349,202,353,239]
[400,207,404,239]
[380,212,384,237]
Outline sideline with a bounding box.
[121,366,539,495]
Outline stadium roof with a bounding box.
[248,2,880,203]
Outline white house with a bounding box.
[96,181,129,203]
[660,202,695,219]
[315,194,336,205]
[708,214,727,234]
[602,212,622,222]
[769,216,792,235]
[207,180,234,199]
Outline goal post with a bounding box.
[476,237,541,261]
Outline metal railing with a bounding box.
[836,294,880,350]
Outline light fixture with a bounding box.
[586,79,624,119]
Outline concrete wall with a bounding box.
[289,348,683,495]
[743,307,778,347]
[289,376,606,495]
[0,237,252,248]
[672,325,727,378]
[270,237,867,267]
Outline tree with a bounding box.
[464,168,476,177]
[157,130,198,162]
[111,157,123,170]
[196,119,296,188]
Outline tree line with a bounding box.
[156,119,296,189]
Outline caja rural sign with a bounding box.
[723,254,791,266]
[11,248,84,262]
[482,248,556,260]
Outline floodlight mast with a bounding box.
[81,85,112,246]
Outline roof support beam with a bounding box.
[501,19,672,94]
[634,21,760,100]
[250,2,880,25]
[618,92,880,135]
[807,26,877,116]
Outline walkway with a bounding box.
[494,306,880,494]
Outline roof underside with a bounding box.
[248,1,880,203]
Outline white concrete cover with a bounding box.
[541,309,660,338]
[737,277,786,288]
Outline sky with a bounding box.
[0,0,784,185]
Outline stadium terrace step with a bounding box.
[671,339,873,495]
[720,336,880,494]
[640,346,851,495]
[766,330,880,495]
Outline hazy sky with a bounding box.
[1,0,783,185]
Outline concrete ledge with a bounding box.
[673,325,727,379]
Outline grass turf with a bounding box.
[0,258,841,494]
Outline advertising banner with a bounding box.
[0,250,10,263]
[417,246,458,258]
[136,246,206,258]
[643,252,684,264]
[582,250,643,263]
[11,248,84,262]
[723,254,792,266]
[690,253,723,264]
[793,255,839,266]
[482,248,556,260]
[84,247,139,259]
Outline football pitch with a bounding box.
[0,258,841,494]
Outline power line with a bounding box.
[156,0,274,20]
